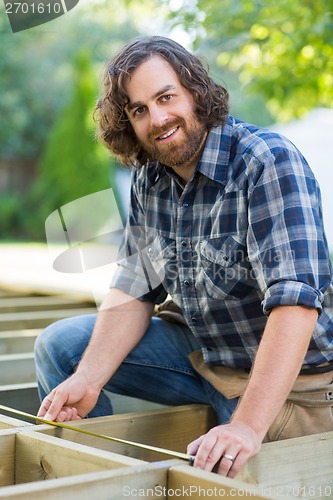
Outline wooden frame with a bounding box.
[0,295,94,313]
[0,460,178,500]
[32,404,217,461]
[0,330,39,355]
[0,428,145,489]
[236,431,333,499]
[0,307,97,331]
[0,414,32,431]
[168,464,279,500]
[31,406,333,499]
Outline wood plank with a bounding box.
[0,414,32,430]
[0,296,94,313]
[0,307,97,331]
[237,431,333,499]
[0,460,177,499]
[15,432,145,484]
[34,405,216,462]
[0,331,39,355]
[168,464,281,500]
[0,289,31,298]
[0,430,17,487]
[0,353,36,384]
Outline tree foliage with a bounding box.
[167,0,333,120]
[23,51,114,240]
[0,0,158,157]
[0,0,163,239]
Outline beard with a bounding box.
[140,115,207,168]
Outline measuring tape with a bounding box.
[0,404,195,465]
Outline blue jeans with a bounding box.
[34,315,238,424]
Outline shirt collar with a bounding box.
[155,115,234,186]
[196,116,233,185]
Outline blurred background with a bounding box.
[0,0,332,295]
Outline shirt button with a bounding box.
[181,241,187,247]
[183,203,189,208]
[191,317,197,323]
[183,279,190,287]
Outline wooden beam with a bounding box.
[0,460,178,500]
[0,429,16,487]
[237,431,333,498]
[0,330,39,355]
[15,431,145,484]
[0,353,36,384]
[0,296,94,313]
[0,307,97,331]
[0,414,32,431]
[34,405,216,462]
[168,464,280,500]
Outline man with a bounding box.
[35,36,333,477]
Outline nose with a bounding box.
[149,104,168,128]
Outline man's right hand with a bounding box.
[37,372,100,422]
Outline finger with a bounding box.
[37,394,54,418]
[63,407,82,421]
[192,434,221,472]
[224,449,251,479]
[215,438,244,476]
[43,388,69,421]
[69,407,83,420]
[217,452,238,476]
[187,435,204,456]
[55,410,69,422]
[55,407,77,422]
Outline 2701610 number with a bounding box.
[5,2,62,14]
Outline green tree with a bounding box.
[0,0,142,158]
[25,51,114,240]
[167,0,333,120]
[0,0,165,240]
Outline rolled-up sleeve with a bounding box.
[247,141,332,315]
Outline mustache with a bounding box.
[148,118,185,141]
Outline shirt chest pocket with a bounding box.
[147,236,178,295]
[198,236,253,300]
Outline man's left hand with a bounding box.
[187,421,261,477]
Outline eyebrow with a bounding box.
[126,84,177,112]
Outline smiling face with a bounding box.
[124,55,208,181]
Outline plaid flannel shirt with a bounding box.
[111,115,333,369]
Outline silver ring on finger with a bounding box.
[223,454,235,462]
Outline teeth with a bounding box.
[159,127,177,140]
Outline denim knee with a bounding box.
[34,317,74,359]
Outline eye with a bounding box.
[133,106,147,117]
[160,94,173,102]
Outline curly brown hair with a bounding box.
[94,36,229,167]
